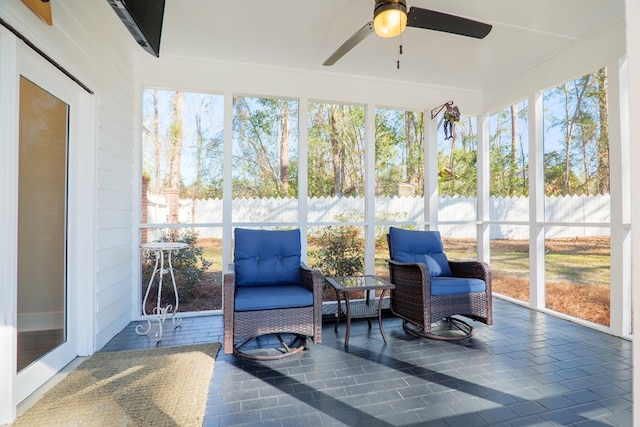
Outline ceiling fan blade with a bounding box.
[407,7,492,39]
[323,21,374,66]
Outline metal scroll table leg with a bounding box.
[334,288,341,333]
[136,250,159,337]
[166,248,182,329]
[378,289,388,344]
[136,246,183,342]
[344,292,351,347]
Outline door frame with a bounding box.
[0,30,96,421]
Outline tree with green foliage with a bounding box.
[544,68,609,196]
[142,90,224,199]
[438,116,478,197]
[232,97,298,198]
[489,103,529,197]
[376,109,424,197]
[183,94,225,199]
[307,102,365,197]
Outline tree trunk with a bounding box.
[168,91,184,191]
[280,102,290,194]
[510,104,518,195]
[596,67,610,194]
[152,90,161,194]
[405,111,415,181]
[562,76,590,195]
[330,105,343,196]
[195,114,203,189]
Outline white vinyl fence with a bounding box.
[145,194,611,241]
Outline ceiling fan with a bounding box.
[323,0,492,66]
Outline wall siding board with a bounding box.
[98,105,137,146]
[94,300,131,349]
[97,150,135,179]
[97,169,135,194]
[96,262,134,288]
[96,277,132,312]
[95,242,132,264]
[97,188,134,211]
[97,228,136,252]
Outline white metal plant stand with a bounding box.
[137,242,188,342]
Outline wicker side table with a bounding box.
[325,275,395,346]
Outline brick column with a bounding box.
[141,176,150,243]
[164,187,180,223]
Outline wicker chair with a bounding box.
[223,228,323,359]
[387,227,492,340]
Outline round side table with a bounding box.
[137,241,188,342]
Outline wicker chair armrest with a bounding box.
[448,260,491,283]
[223,264,236,307]
[387,258,430,279]
[386,259,431,294]
[222,264,236,354]
[300,262,323,293]
[301,262,323,344]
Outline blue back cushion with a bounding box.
[234,228,301,286]
[388,227,452,277]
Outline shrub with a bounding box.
[141,228,212,305]
[311,225,364,276]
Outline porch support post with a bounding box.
[607,56,632,337]
[477,114,490,264]
[625,1,640,423]
[529,91,545,310]
[298,98,309,261]
[364,104,376,275]
[222,91,233,269]
[425,110,438,230]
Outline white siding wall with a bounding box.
[48,0,139,351]
[0,0,139,365]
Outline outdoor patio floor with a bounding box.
[102,298,632,426]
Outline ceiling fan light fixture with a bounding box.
[373,0,407,38]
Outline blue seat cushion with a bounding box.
[388,227,452,277]
[234,228,301,287]
[431,277,486,296]
[234,285,313,311]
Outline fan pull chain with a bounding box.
[396,34,403,69]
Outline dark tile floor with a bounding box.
[102,299,632,426]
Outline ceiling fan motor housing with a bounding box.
[374,0,407,18]
[324,1,491,66]
[374,0,408,37]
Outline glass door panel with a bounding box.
[17,76,68,371]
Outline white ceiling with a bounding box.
[159,0,625,93]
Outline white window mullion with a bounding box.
[608,57,632,337]
[222,92,233,269]
[529,92,545,310]
[364,104,376,274]
[425,111,438,229]
[298,99,309,262]
[477,114,490,263]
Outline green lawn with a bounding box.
[183,235,611,324]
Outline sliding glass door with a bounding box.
[15,47,81,404]
[17,75,68,372]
